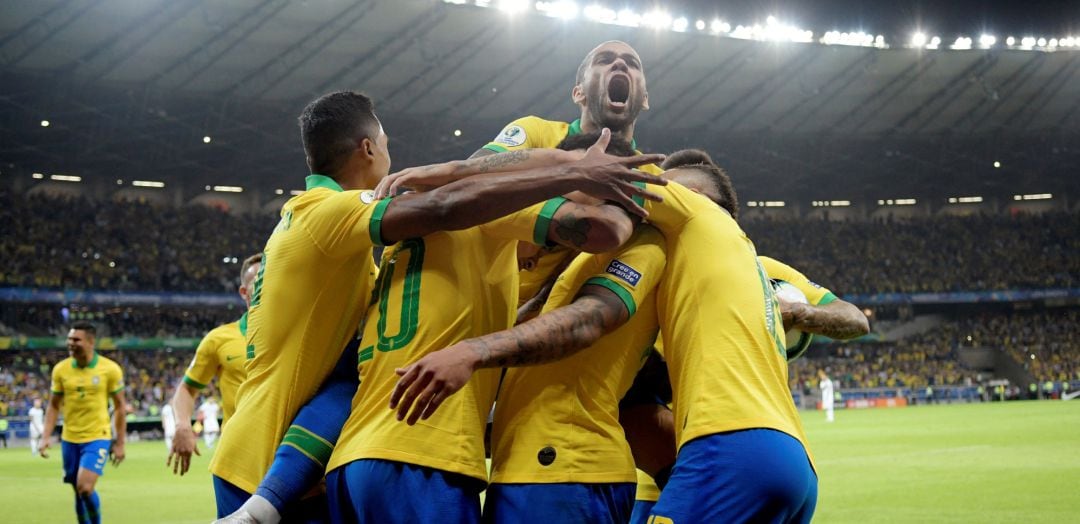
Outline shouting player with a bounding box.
[211,90,663,522]
[40,323,126,524]
[169,254,261,475]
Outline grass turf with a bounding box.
[1,401,1077,523]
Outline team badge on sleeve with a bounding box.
[494,125,527,147]
[605,259,642,286]
[359,190,376,204]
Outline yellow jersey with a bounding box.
[642,183,813,464]
[49,353,124,443]
[632,257,833,502]
[210,175,383,493]
[483,115,663,304]
[759,256,837,306]
[183,314,247,424]
[491,225,666,484]
[326,200,562,481]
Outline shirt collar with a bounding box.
[305,174,344,192]
[73,352,99,369]
[238,311,248,337]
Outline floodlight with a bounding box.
[912,32,927,47]
[980,34,996,47]
[672,17,688,32]
[695,20,705,31]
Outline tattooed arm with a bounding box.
[539,202,639,253]
[780,298,870,340]
[375,148,582,198]
[389,286,629,424]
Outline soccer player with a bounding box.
[198,396,222,447]
[168,253,261,476]
[40,323,126,524]
[467,40,662,303]
[210,90,663,521]
[820,369,836,422]
[623,150,868,522]
[29,397,45,456]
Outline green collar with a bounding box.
[306,174,344,192]
[72,352,99,369]
[238,311,248,337]
[567,119,638,150]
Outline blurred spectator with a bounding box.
[0,191,274,292]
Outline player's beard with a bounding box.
[586,79,646,135]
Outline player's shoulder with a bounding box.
[97,354,123,372]
[51,357,73,374]
[506,115,567,128]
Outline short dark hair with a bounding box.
[71,322,96,338]
[240,253,263,283]
[556,131,636,158]
[663,149,739,220]
[298,91,380,177]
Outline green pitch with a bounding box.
[2,401,1077,523]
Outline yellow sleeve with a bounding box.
[107,362,125,394]
[580,225,667,317]
[184,329,222,390]
[479,198,566,246]
[759,256,837,305]
[481,116,563,153]
[50,364,64,396]
[642,183,698,233]
[304,190,393,255]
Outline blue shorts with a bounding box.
[213,475,251,518]
[61,440,111,484]
[326,459,483,524]
[214,475,330,522]
[650,429,817,524]
[483,482,635,523]
[629,499,656,524]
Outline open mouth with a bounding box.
[607,75,630,106]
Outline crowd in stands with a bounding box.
[0,191,273,292]
[3,191,1078,295]
[0,349,200,418]
[791,308,1080,392]
[745,212,1080,295]
[1,303,241,338]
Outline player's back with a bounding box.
[328,204,547,482]
[211,181,380,492]
[644,183,810,455]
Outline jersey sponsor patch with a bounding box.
[494,125,527,147]
[605,259,642,286]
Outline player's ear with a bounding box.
[358,137,375,160]
[571,84,586,106]
[642,89,650,111]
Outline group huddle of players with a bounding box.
[42,40,870,524]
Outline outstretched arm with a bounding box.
[781,298,869,340]
[389,286,629,425]
[376,130,665,245]
[375,148,580,198]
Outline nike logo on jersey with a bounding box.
[225,355,242,362]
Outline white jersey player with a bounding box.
[161,402,177,451]
[819,369,835,422]
[28,398,45,456]
[197,397,221,448]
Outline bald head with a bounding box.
[576,40,640,84]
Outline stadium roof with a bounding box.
[3,0,1079,203]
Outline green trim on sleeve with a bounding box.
[483,144,509,153]
[51,390,64,396]
[533,197,569,246]
[182,375,208,390]
[109,386,125,394]
[817,292,838,306]
[369,197,394,246]
[584,277,637,317]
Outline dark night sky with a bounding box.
[636,0,1080,41]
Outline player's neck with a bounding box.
[580,114,635,143]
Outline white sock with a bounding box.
[238,495,280,524]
